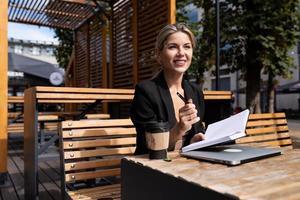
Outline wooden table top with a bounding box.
[125,149,300,200]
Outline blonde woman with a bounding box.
[131,23,205,155]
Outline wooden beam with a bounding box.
[62,0,96,6]
[168,0,176,24]
[0,0,8,178]
[101,25,108,113]
[132,0,138,85]
[101,26,107,88]
[108,7,114,88]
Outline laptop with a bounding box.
[181,144,282,166]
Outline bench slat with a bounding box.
[236,132,291,143]
[65,168,120,182]
[246,125,288,135]
[64,147,136,159]
[65,158,121,171]
[246,119,287,127]
[62,118,133,129]
[248,112,286,120]
[63,137,136,149]
[68,183,120,195]
[35,86,134,94]
[63,127,136,138]
[37,93,134,100]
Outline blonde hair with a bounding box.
[155,23,196,51]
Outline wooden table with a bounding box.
[121,149,300,200]
[23,86,134,200]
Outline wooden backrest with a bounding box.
[34,86,134,103]
[203,91,233,100]
[59,118,136,185]
[8,96,24,104]
[236,112,293,149]
[33,86,232,103]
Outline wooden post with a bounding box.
[102,24,108,113]
[132,0,138,85]
[101,25,107,88]
[168,0,176,24]
[108,7,114,88]
[0,0,8,184]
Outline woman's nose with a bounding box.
[177,47,184,56]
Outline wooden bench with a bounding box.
[59,118,136,200]
[23,86,233,199]
[236,112,293,149]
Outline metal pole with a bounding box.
[215,0,220,90]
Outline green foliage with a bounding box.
[177,0,300,111]
[176,0,215,82]
[221,0,300,77]
[53,29,74,69]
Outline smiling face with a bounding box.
[157,31,193,75]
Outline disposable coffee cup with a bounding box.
[145,122,169,159]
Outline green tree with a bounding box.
[221,0,300,113]
[177,0,300,113]
[176,0,215,85]
[53,29,74,69]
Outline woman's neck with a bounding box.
[163,70,184,94]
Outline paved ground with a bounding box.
[287,119,300,148]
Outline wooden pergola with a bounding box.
[0,0,175,182]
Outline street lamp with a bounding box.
[215,0,220,90]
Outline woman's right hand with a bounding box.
[177,99,200,136]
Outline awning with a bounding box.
[8,52,64,80]
[276,81,300,94]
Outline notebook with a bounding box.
[182,109,250,153]
[181,144,282,166]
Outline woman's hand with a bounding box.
[190,132,205,144]
[177,99,200,135]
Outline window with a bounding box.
[32,47,40,55]
[211,77,231,90]
[14,45,23,54]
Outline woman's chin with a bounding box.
[174,66,188,73]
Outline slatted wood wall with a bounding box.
[110,0,135,88]
[69,0,175,116]
[137,0,171,81]
[74,14,107,88]
[75,24,89,87]
[110,0,175,88]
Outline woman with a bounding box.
[131,23,205,155]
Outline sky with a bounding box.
[8,22,58,44]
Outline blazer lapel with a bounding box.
[183,80,197,104]
[155,72,176,125]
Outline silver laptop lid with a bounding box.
[181,145,282,166]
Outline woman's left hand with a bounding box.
[190,133,205,144]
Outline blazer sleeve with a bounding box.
[130,83,159,155]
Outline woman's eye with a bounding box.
[168,45,177,49]
[184,45,191,49]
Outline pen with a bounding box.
[176,92,187,104]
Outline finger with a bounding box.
[187,98,193,104]
[196,133,205,140]
[179,107,197,116]
[179,104,196,113]
[188,113,198,120]
[190,117,200,124]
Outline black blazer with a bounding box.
[130,71,205,155]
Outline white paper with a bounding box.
[182,109,250,152]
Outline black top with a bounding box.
[130,71,205,155]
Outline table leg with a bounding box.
[24,88,38,200]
